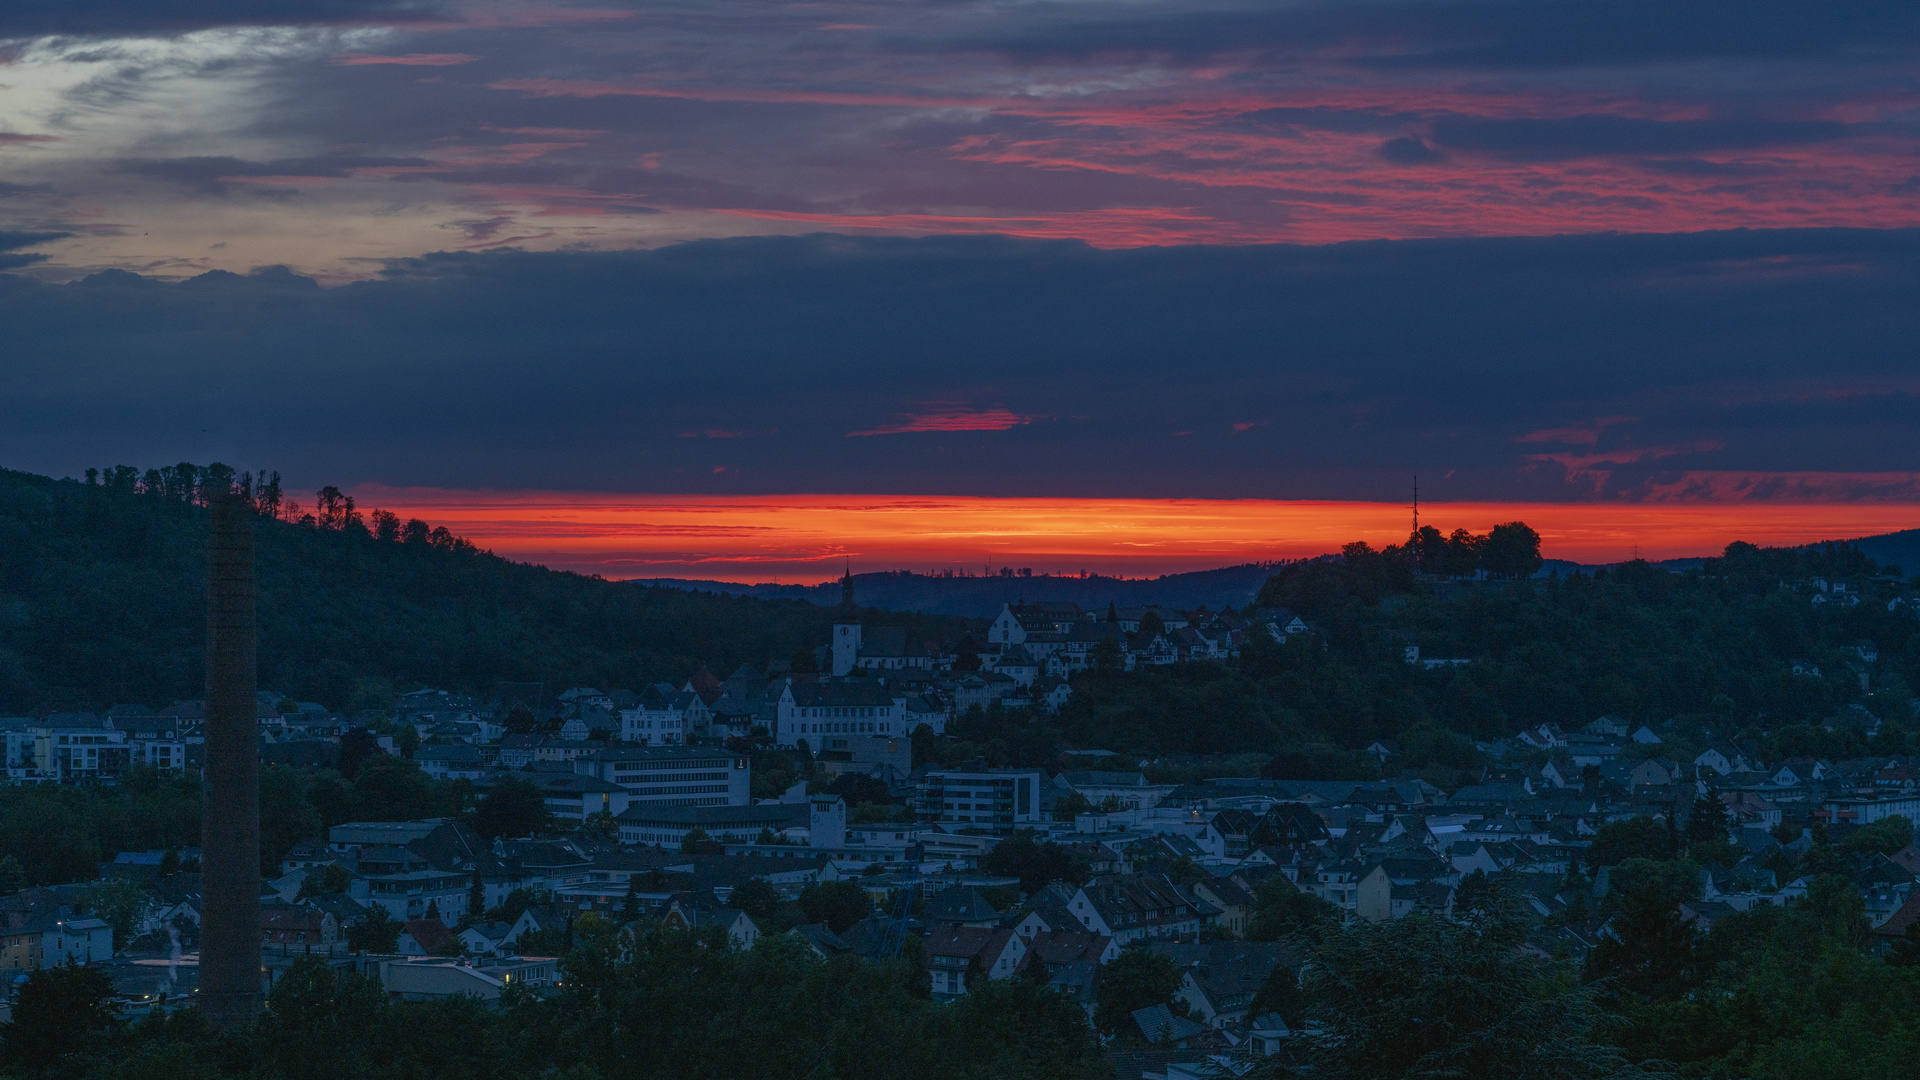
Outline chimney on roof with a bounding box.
[200,492,261,1027]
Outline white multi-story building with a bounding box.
[775,681,903,753]
[917,768,1045,835]
[573,746,750,808]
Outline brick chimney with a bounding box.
[200,492,261,1026]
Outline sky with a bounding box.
[354,489,1920,580]
[2,0,1918,577]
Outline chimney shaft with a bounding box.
[201,492,261,1027]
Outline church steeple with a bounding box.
[831,563,861,676]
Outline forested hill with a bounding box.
[1848,527,1920,579]
[0,468,970,714]
[647,564,1281,617]
[1015,537,1920,775]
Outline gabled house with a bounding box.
[1154,940,1287,1028]
[662,898,760,949]
[1186,876,1255,937]
[1356,854,1453,922]
[925,925,1025,998]
[261,907,337,947]
[1131,1004,1209,1047]
[1771,759,1830,787]
[398,918,458,956]
[923,885,1004,928]
[1695,745,1759,777]
[1067,873,1202,945]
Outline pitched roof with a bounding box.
[924,925,1014,963]
[787,682,898,708]
[924,885,1002,925]
[1130,1004,1208,1045]
[403,919,456,953]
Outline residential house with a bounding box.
[1068,873,1203,945]
[1356,854,1454,922]
[416,744,489,781]
[397,919,458,956]
[261,907,337,948]
[925,925,1025,998]
[1153,940,1287,1028]
[41,916,112,965]
[662,898,760,950]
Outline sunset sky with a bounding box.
[3,0,1918,580]
[353,490,1920,581]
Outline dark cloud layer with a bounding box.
[0,0,447,37]
[929,0,1920,69]
[0,230,70,269]
[2,228,1917,501]
[118,155,438,195]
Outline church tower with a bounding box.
[831,564,861,676]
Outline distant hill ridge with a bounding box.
[635,564,1285,617]
[650,525,1920,618]
[1839,528,1920,578]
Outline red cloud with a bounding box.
[1515,416,1637,447]
[848,406,1034,436]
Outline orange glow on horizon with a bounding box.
[347,489,1920,584]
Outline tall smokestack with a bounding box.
[201,491,261,1027]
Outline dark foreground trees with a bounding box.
[0,928,1108,1080]
[1259,899,1663,1080]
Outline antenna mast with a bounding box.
[1412,475,1419,537]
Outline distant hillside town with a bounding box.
[8,496,1920,1076]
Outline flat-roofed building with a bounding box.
[572,746,750,808]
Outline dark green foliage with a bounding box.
[1588,817,1675,871]
[729,878,779,919]
[1244,875,1342,943]
[335,729,380,779]
[69,928,1106,1080]
[1483,521,1546,579]
[1840,815,1914,856]
[982,829,1092,896]
[0,965,119,1078]
[469,778,551,841]
[1612,875,1915,1078]
[345,905,402,953]
[74,877,148,945]
[0,467,970,713]
[1265,911,1657,1080]
[1684,786,1734,864]
[253,958,389,1080]
[824,771,891,809]
[1092,948,1182,1037]
[0,767,200,887]
[295,863,352,900]
[1584,858,1703,1001]
[679,827,723,855]
[796,880,870,933]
